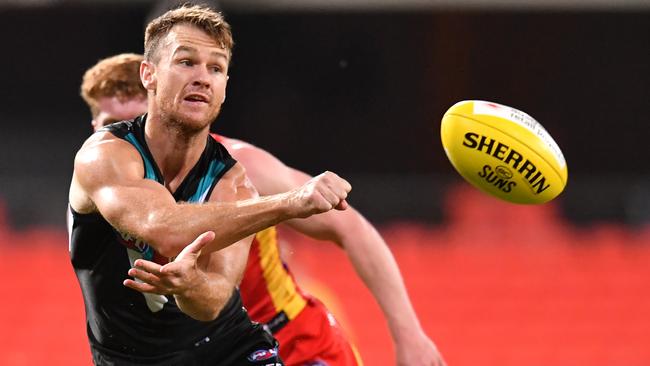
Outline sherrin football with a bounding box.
[440,100,568,204]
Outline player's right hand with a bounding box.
[396,334,447,366]
[288,171,351,218]
[123,231,215,296]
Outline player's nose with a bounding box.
[190,65,212,89]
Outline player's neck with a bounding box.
[144,113,209,193]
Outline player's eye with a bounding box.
[179,59,193,66]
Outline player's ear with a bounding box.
[140,60,156,91]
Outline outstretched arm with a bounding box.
[227,138,446,366]
[69,132,351,258]
[289,206,445,366]
[123,165,257,321]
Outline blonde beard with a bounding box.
[157,100,221,140]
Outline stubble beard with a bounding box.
[158,99,221,141]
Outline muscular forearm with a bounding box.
[142,194,296,257]
[285,207,426,340]
[342,221,425,343]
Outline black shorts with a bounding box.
[90,323,283,366]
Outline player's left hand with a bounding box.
[396,331,447,366]
[123,231,215,296]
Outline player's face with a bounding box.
[147,24,229,132]
[92,96,148,132]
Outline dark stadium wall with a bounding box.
[0,4,648,227]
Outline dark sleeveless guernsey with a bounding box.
[68,115,264,363]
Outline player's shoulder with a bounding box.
[70,131,133,213]
[216,135,279,165]
[221,158,247,181]
[74,129,145,191]
[211,133,255,152]
[210,159,259,202]
[76,130,136,164]
[79,117,144,156]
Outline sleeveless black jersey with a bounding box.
[69,115,252,359]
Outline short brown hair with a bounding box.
[144,4,233,63]
[80,53,146,117]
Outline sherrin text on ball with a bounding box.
[440,100,567,204]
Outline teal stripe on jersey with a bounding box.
[187,160,225,203]
[124,133,158,181]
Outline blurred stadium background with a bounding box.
[0,0,648,365]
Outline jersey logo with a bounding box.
[247,348,278,362]
[115,229,154,260]
[117,229,169,312]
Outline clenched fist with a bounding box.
[287,171,352,218]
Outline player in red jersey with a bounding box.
[80,52,446,366]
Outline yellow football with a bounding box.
[440,100,568,204]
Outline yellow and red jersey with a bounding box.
[239,226,308,329]
[211,133,362,365]
[240,227,362,366]
[209,133,308,328]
